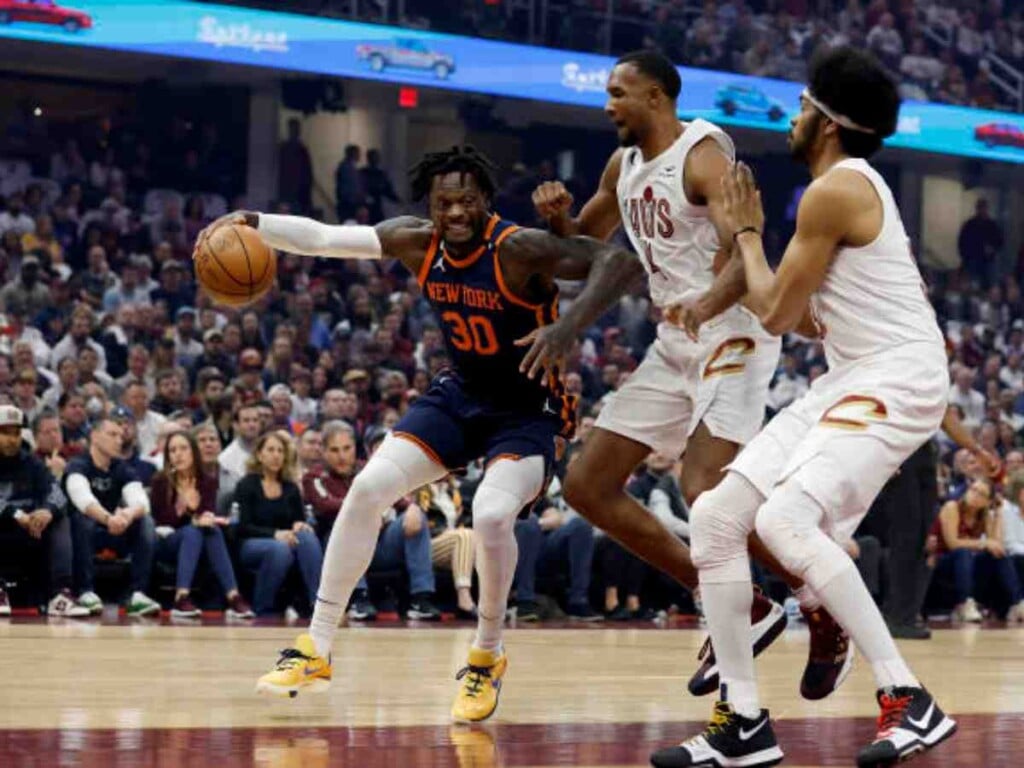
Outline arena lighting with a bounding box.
[398,86,419,109]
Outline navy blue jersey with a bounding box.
[416,213,573,431]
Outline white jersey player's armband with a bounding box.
[258,214,382,260]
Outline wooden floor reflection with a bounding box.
[0,619,1021,766]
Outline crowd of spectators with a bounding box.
[202,0,1024,113]
[1,104,1023,628]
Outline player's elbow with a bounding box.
[760,308,796,337]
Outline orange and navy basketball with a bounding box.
[194,223,276,307]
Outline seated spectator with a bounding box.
[296,428,323,478]
[289,367,318,427]
[219,403,262,492]
[11,368,44,424]
[58,390,89,455]
[171,307,204,368]
[51,305,107,373]
[867,12,904,68]
[65,416,159,616]
[120,379,167,457]
[0,191,35,237]
[410,475,476,618]
[513,474,601,622]
[304,422,440,620]
[236,431,322,616]
[43,358,79,411]
[0,255,50,318]
[115,407,157,486]
[150,369,186,417]
[191,368,227,424]
[602,451,687,620]
[150,432,252,619]
[930,478,1023,622]
[268,384,297,434]
[22,214,63,266]
[33,409,69,480]
[0,405,89,617]
[113,344,155,400]
[900,37,944,98]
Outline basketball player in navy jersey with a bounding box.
[199,146,622,722]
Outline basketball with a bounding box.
[194,223,277,307]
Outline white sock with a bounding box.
[474,534,517,652]
[816,561,919,689]
[794,584,822,611]
[309,436,444,658]
[700,557,760,719]
[470,457,544,653]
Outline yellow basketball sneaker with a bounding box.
[255,633,332,698]
[451,647,508,723]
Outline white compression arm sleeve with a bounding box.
[66,473,101,514]
[122,482,150,514]
[257,214,382,260]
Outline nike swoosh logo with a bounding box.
[739,719,767,741]
[906,701,935,730]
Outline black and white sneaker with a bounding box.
[406,594,442,621]
[347,591,378,621]
[650,702,784,768]
[689,593,786,696]
[856,686,956,767]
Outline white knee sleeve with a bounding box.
[690,472,763,581]
[348,433,447,513]
[472,456,545,538]
[755,480,852,587]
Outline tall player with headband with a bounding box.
[650,47,957,768]
[527,49,851,700]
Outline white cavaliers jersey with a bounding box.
[616,119,739,312]
[811,158,944,369]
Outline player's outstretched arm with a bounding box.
[723,163,843,336]
[196,212,433,274]
[665,138,746,340]
[532,149,624,241]
[507,228,645,380]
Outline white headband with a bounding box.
[801,88,877,135]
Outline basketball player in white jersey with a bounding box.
[650,48,957,768]
[526,50,850,699]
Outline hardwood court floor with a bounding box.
[0,617,1021,766]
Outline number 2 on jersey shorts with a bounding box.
[728,341,947,542]
[596,318,781,458]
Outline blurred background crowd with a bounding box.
[0,0,1023,631]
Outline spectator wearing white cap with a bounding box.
[0,405,89,618]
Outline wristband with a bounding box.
[733,226,760,242]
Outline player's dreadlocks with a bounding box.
[408,145,499,202]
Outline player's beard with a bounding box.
[789,112,822,163]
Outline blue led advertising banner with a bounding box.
[2,0,1024,163]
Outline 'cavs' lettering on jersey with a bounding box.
[625,186,675,276]
[424,282,505,312]
[626,186,675,241]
